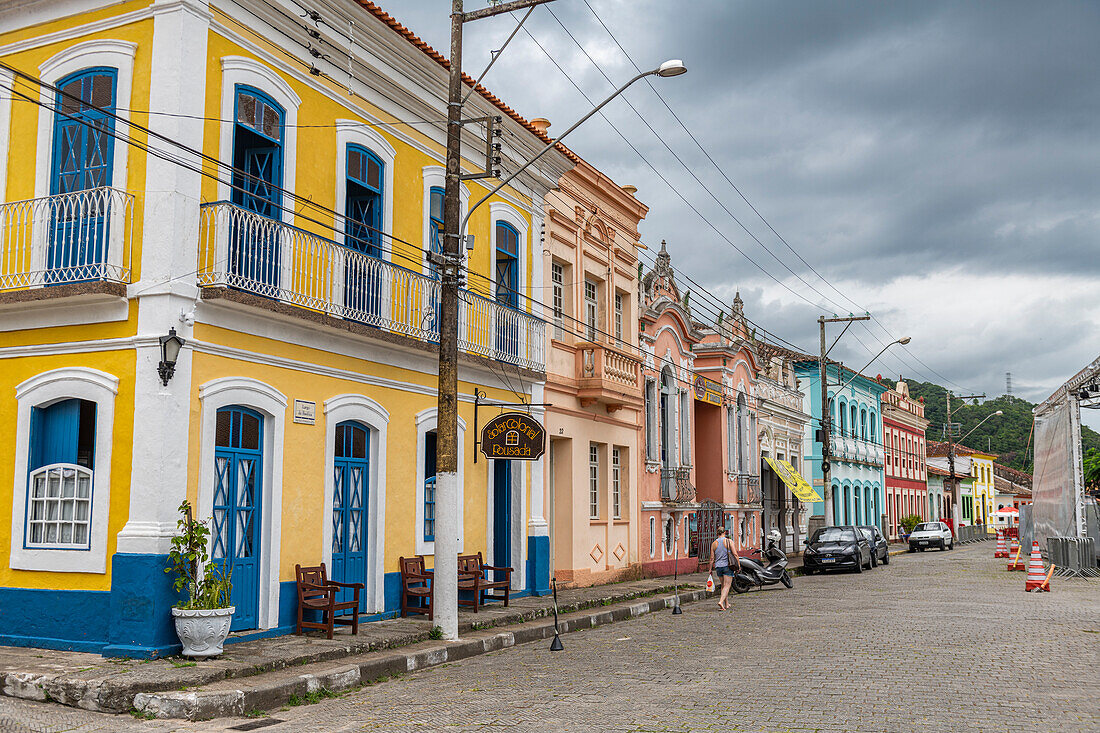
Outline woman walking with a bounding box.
[710,527,739,610]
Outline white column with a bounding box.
[116,0,211,554]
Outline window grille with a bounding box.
[589,444,599,519]
[614,292,623,342]
[611,447,622,519]
[584,279,597,341]
[551,262,564,339]
[25,464,93,548]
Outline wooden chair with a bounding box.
[475,551,512,608]
[294,563,362,640]
[457,554,483,612]
[399,555,434,620]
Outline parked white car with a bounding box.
[908,521,954,552]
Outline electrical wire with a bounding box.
[576,0,976,394]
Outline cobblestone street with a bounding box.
[2,544,1097,733]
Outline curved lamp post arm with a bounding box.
[834,338,911,396]
[958,410,1003,445]
[459,64,681,236]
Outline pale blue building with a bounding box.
[794,359,887,530]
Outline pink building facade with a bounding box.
[637,243,762,577]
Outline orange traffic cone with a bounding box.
[1009,535,1020,556]
[1007,544,1026,571]
[994,530,1008,558]
[1025,540,1048,591]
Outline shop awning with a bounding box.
[764,457,822,503]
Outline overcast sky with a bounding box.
[391,1,1100,429]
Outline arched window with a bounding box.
[427,186,444,278]
[232,86,284,218]
[52,68,116,194]
[870,412,876,444]
[850,404,858,440]
[860,409,867,441]
[231,86,285,291]
[494,221,519,307]
[344,145,383,258]
[838,400,847,437]
[828,397,835,434]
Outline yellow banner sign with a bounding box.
[764,457,822,503]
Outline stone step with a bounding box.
[133,589,708,720]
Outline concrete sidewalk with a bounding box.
[0,572,707,718]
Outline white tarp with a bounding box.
[1032,398,1079,546]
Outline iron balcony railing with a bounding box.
[735,473,761,505]
[660,467,696,503]
[0,187,134,291]
[197,201,545,371]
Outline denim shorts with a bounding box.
[713,565,735,578]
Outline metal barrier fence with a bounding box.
[954,525,988,544]
[1046,536,1099,578]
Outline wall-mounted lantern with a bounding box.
[158,328,185,386]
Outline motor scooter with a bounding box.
[732,529,793,594]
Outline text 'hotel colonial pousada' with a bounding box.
[0,0,572,656]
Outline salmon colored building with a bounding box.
[540,141,648,588]
[637,243,761,577]
[882,379,929,539]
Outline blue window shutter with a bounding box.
[31,399,80,469]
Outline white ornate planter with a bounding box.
[171,606,235,658]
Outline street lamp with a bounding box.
[433,55,687,641]
[955,410,1003,526]
[833,337,911,395]
[818,323,910,527]
[958,410,1003,444]
[458,59,687,236]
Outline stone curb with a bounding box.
[0,579,698,715]
[132,589,709,720]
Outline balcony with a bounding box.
[660,467,696,504]
[197,202,545,371]
[735,473,761,505]
[575,341,641,412]
[0,187,134,292]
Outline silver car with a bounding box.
[908,521,953,551]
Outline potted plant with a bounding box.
[899,513,923,542]
[165,500,234,658]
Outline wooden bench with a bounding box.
[294,563,362,639]
[399,555,433,620]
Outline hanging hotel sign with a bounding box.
[693,375,722,405]
[480,412,546,461]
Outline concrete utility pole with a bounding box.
[946,391,984,528]
[817,314,870,525]
[437,0,555,642]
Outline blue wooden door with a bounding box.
[332,421,369,612]
[49,69,115,283]
[344,194,383,321]
[230,146,281,291]
[212,406,263,631]
[494,222,520,357]
[493,460,511,583]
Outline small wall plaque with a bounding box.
[293,399,316,425]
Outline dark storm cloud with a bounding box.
[389,1,1100,401]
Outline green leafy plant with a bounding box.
[165,500,232,610]
[899,514,923,534]
[428,625,444,640]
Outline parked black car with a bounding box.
[802,526,872,574]
[857,525,889,567]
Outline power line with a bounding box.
[573,0,978,395]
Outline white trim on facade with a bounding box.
[9,367,119,573]
[216,56,301,293]
[32,39,136,275]
[334,119,396,254]
[488,201,530,307]
[420,166,468,276]
[322,393,390,613]
[197,376,287,630]
[414,408,466,557]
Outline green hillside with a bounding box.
[879,378,1100,472]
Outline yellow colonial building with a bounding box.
[0,0,568,656]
